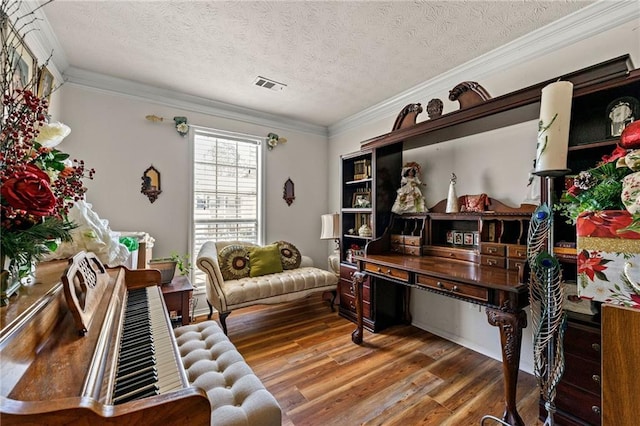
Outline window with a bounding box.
[191,128,263,286]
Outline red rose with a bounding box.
[1,164,56,216]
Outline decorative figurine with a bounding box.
[446,173,459,213]
[391,162,427,214]
[427,98,443,119]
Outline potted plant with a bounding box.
[148,252,192,284]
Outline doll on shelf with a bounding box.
[391,162,427,214]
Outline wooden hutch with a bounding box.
[338,55,640,426]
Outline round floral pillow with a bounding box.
[218,244,250,281]
[274,241,301,270]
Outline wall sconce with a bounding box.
[141,165,162,203]
[267,132,287,150]
[174,116,189,137]
[145,114,189,137]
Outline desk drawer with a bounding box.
[563,352,601,395]
[416,275,489,303]
[564,322,601,364]
[403,236,422,247]
[507,258,526,272]
[507,245,527,259]
[339,279,371,300]
[364,263,409,282]
[481,243,506,257]
[556,382,601,425]
[481,255,506,268]
[424,246,477,263]
[391,243,422,256]
[339,289,371,319]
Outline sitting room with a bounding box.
[1,1,639,425]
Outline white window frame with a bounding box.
[188,126,265,288]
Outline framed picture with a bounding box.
[463,232,474,246]
[606,96,639,138]
[37,65,54,104]
[446,230,454,244]
[352,191,371,208]
[453,231,463,245]
[2,19,37,93]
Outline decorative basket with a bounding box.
[149,258,177,284]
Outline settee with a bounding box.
[196,240,339,334]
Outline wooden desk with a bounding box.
[351,253,529,426]
[161,275,193,326]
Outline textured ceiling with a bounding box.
[41,1,594,127]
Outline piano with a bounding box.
[0,252,210,425]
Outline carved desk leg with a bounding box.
[351,271,365,344]
[486,305,527,426]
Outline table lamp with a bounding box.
[320,213,340,255]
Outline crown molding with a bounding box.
[62,67,328,137]
[328,0,640,138]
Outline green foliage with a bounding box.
[170,252,192,275]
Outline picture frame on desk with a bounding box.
[352,191,371,208]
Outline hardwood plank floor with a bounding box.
[195,296,542,426]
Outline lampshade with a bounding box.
[320,213,340,240]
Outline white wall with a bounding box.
[328,17,640,374]
[57,85,330,268]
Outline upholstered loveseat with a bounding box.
[197,241,338,334]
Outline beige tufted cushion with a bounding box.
[221,266,338,306]
[175,321,281,426]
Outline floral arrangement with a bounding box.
[556,145,639,232]
[1,88,95,284]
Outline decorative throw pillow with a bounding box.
[218,244,250,281]
[249,244,283,277]
[274,240,302,270]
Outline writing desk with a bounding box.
[351,253,529,426]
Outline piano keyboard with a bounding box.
[112,287,184,404]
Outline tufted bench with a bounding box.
[174,321,281,426]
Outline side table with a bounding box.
[161,275,193,326]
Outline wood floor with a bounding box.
[196,297,542,426]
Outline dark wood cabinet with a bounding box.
[338,263,404,332]
[540,313,602,425]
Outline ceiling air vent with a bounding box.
[253,76,287,91]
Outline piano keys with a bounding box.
[0,252,210,425]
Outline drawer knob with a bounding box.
[592,343,601,352]
[437,281,444,288]
[592,406,601,415]
[488,247,497,253]
[377,267,382,273]
[592,374,600,384]
[387,269,392,274]
[449,253,455,257]
[450,285,459,292]
[488,259,497,266]
[517,250,525,256]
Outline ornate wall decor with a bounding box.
[392,103,422,130]
[283,178,295,206]
[141,165,162,203]
[448,81,491,109]
[426,98,443,119]
[267,133,287,150]
[145,114,190,137]
[606,96,639,138]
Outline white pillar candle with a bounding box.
[535,81,574,175]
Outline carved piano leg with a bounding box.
[486,306,527,426]
[351,272,365,344]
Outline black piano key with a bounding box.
[113,383,159,405]
[114,370,158,395]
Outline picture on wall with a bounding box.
[37,65,54,104]
[2,19,36,93]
